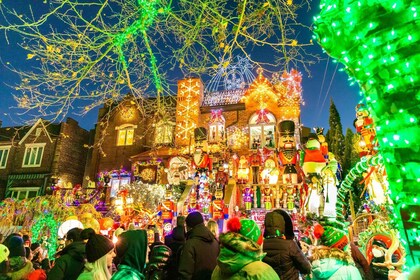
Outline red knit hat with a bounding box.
[227,217,263,245]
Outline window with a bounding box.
[22,143,45,167]
[154,120,175,145]
[0,146,11,169]
[110,177,131,198]
[116,125,136,146]
[9,187,39,200]
[249,110,276,149]
[208,109,225,143]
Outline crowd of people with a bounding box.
[0,210,417,280]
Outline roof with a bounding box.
[0,119,62,144]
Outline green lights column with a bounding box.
[314,0,420,267]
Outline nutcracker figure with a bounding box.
[215,164,229,192]
[211,187,227,221]
[249,151,262,184]
[199,186,212,216]
[237,156,250,184]
[278,120,299,185]
[192,127,212,173]
[243,185,254,211]
[229,153,240,179]
[262,185,273,210]
[159,188,176,224]
[188,188,198,213]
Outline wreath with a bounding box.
[31,213,59,260]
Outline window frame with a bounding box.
[248,112,276,149]
[9,187,40,200]
[22,143,45,168]
[116,124,137,146]
[0,145,11,169]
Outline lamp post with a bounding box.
[103,175,111,206]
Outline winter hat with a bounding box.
[27,269,47,280]
[227,217,263,245]
[314,224,349,250]
[6,236,26,258]
[0,244,9,263]
[264,209,295,239]
[185,211,204,228]
[81,228,114,263]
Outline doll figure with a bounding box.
[243,186,254,211]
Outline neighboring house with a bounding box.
[0,118,91,200]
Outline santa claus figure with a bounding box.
[300,133,327,178]
[215,163,229,191]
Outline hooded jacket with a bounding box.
[164,226,185,280]
[178,223,219,280]
[6,257,33,280]
[312,258,362,280]
[212,232,279,280]
[111,230,148,280]
[263,210,311,280]
[47,241,86,280]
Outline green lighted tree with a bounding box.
[342,128,358,176]
[314,0,419,267]
[0,0,317,123]
[326,99,345,163]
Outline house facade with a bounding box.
[85,59,306,205]
[0,118,91,200]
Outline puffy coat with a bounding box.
[47,241,86,280]
[212,232,279,280]
[263,209,311,280]
[312,257,362,280]
[178,224,219,280]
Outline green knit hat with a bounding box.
[227,217,263,245]
[314,224,348,250]
[240,219,263,245]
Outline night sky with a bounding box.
[0,1,361,133]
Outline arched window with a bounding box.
[208,109,225,143]
[249,110,276,149]
[116,124,137,146]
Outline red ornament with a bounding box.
[313,224,325,239]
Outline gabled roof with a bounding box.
[18,119,55,145]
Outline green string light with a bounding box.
[31,213,59,260]
[314,0,420,268]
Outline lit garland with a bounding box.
[336,154,383,222]
[31,213,59,260]
[314,0,419,267]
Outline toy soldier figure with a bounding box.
[192,127,212,173]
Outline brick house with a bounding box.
[85,59,306,203]
[0,118,91,200]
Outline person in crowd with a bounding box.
[111,230,148,280]
[212,217,279,279]
[47,227,86,280]
[77,228,115,280]
[144,244,171,280]
[3,235,34,280]
[349,241,373,280]
[262,209,311,279]
[178,211,219,280]
[206,219,219,241]
[30,243,51,274]
[164,216,186,280]
[0,244,10,280]
[310,224,362,280]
